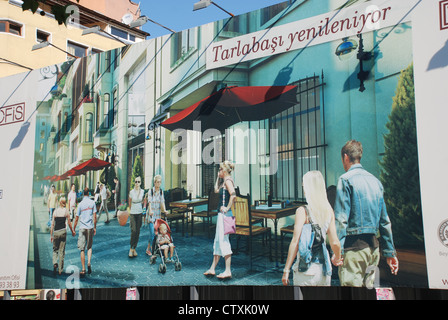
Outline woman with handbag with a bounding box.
[282,170,343,286]
[204,160,236,279]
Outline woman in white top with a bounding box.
[282,170,343,286]
[128,176,145,258]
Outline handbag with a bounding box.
[223,215,236,235]
[221,182,236,235]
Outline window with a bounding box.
[96,94,101,131]
[85,112,93,142]
[71,137,78,163]
[36,29,50,43]
[171,29,196,65]
[67,41,88,58]
[218,15,247,35]
[110,26,136,43]
[113,48,120,69]
[104,50,111,73]
[0,20,23,36]
[104,93,110,129]
[99,93,109,130]
[260,2,289,26]
[113,89,118,126]
[110,26,128,39]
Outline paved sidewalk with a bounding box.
[29,196,283,289]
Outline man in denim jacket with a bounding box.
[334,140,399,287]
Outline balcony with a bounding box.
[94,123,111,150]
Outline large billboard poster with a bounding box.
[1,0,447,291]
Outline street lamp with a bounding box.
[130,16,175,33]
[335,34,373,92]
[32,41,78,59]
[335,37,358,61]
[193,0,235,17]
[82,26,128,45]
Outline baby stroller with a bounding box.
[149,219,182,273]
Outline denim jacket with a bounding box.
[334,164,396,258]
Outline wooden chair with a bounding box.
[235,188,264,227]
[163,188,189,236]
[231,193,272,269]
[190,188,219,237]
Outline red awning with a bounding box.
[160,85,298,132]
[69,158,111,176]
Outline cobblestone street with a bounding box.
[28,196,282,289]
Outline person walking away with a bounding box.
[50,197,76,275]
[334,140,399,287]
[204,161,236,279]
[47,184,58,228]
[128,176,145,258]
[282,170,342,286]
[73,188,97,276]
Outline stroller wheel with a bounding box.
[150,255,157,265]
[175,261,182,271]
[159,263,166,274]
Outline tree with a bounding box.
[130,155,145,190]
[73,176,79,193]
[21,0,80,25]
[380,64,424,249]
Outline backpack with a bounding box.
[297,206,324,272]
[306,207,324,251]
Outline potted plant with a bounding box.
[117,201,129,226]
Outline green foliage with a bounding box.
[130,155,145,190]
[73,177,79,193]
[380,64,424,249]
[22,0,80,25]
[100,165,117,193]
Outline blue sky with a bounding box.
[138,0,288,38]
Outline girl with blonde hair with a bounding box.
[282,170,343,286]
[204,160,236,279]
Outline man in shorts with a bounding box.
[73,187,97,276]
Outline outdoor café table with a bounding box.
[169,198,208,236]
[251,203,304,267]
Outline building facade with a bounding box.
[0,0,148,78]
[36,0,414,223]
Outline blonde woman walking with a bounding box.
[282,170,343,286]
[204,161,236,279]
